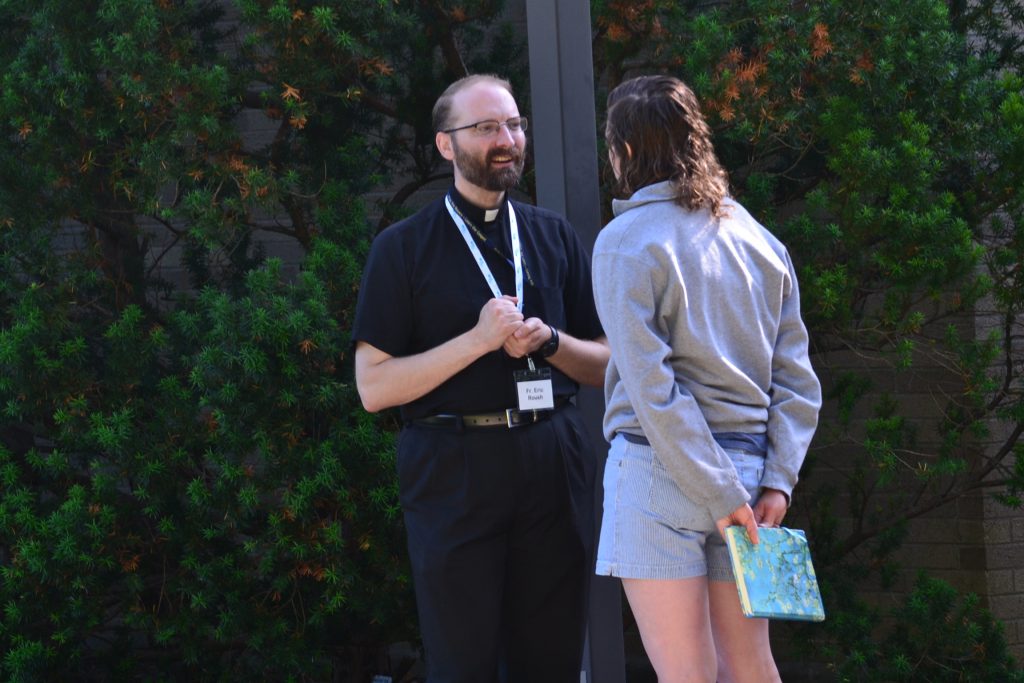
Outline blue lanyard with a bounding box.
[445,194,524,312]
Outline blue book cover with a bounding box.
[724,526,826,622]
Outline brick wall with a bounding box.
[986,492,1024,654]
[802,303,1023,660]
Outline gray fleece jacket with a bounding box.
[592,180,821,524]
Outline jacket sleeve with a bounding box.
[762,250,822,501]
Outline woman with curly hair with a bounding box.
[592,74,821,682]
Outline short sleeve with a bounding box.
[351,227,413,357]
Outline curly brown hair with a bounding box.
[605,75,730,217]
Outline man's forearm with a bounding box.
[546,334,609,388]
[355,333,489,412]
[357,296,527,412]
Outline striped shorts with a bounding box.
[595,432,765,581]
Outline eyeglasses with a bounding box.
[441,117,528,137]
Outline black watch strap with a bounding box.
[540,325,560,358]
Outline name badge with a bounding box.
[513,363,554,411]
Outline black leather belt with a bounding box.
[412,397,569,430]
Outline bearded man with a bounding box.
[352,74,609,682]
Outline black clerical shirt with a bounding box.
[352,187,604,422]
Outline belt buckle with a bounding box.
[505,408,540,428]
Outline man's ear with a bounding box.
[436,131,455,161]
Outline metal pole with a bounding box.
[525,2,625,682]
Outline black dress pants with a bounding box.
[396,404,595,683]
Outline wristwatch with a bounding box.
[540,325,560,358]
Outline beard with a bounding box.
[451,138,525,192]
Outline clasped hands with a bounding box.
[475,295,552,358]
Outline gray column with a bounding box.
[525,2,625,682]
[525,0,602,250]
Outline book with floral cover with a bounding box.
[724,526,825,622]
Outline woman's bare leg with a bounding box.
[622,577,717,683]
[708,579,782,683]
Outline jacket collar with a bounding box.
[611,180,678,217]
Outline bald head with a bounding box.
[432,74,515,132]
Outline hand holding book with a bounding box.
[716,501,759,546]
[724,526,826,622]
